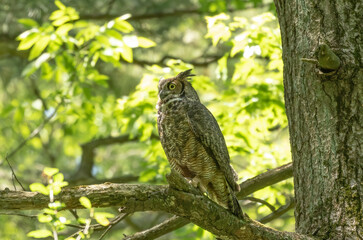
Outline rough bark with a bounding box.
[274,0,363,239]
[0,166,305,240]
[0,183,312,240]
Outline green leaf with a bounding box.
[94,212,114,226]
[52,186,62,195]
[77,217,87,224]
[48,201,65,209]
[27,229,53,238]
[79,196,92,209]
[95,216,109,226]
[18,18,39,27]
[53,173,64,183]
[55,0,66,10]
[17,33,40,50]
[94,212,114,218]
[120,46,132,63]
[43,208,57,215]
[43,167,59,177]
[29,183,49,195]
[38,214,53,223]
[137,37,156,48]
[113,18,134,33]
[49,10,65,21]
[52,16,71,26]
[56,23,73,36]
[28,35,51,60]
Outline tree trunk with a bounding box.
[274,0,362,239]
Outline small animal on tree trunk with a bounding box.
[157,69,243,218]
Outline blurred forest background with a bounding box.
[0,0,294,239]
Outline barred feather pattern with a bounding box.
[157,70,242,218]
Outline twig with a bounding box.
[71,134,159,181]
[0,212,37,218]
[258,198,295,224]
[5,156,25,191]
[68,209,80,221]
[3,101,61,162]
[79,4,270,21]
[69,213,129,239]
[98,213,129,240]
[242,197,275,212]
[105,0,117,14]
[29,74,48,111]
[123,216,189,240]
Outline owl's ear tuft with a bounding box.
[176,69,195,80]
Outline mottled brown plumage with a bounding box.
[157,69,242,218]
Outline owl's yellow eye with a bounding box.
[168,83,176,90]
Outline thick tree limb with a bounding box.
[237,162,293,198]
[1,162,295,239]
[0,183,312,240]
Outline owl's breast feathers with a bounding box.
[157,98,239,192]
[157,98,195,175]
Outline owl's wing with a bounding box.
[185,101,240,191]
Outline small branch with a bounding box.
[123,216,189,240]
[71,134,159,181]
[0,212,37,218]
[80,9,201,21]
[237,162,293,198]
[68,209,80,221]
[105,0,116,14]
[5,156,25,191]
[79,5,270,21]
[29,74,48,111]
[72,135,143,181]
[126,54,222,67]
[243,197,276,212]
[3,101,62,162]
[68,213,129,239]
[259,198,295,224]
[98,213,129,240]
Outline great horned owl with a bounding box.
[157,69,242,218]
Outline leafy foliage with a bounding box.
[0,0,294,239]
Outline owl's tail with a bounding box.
[208,177,243,219]
[228,188,243,219]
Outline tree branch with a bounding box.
[259,198,295,224]
[123,216,189,240]
[79,5,271,21]
[71,134,159,181]
[0,183,312,240]
[2,102,60,162]
[237,162,293,198]
[68,213,129,239]
[243,197,276,212]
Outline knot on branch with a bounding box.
[301,43,341,76]
[166,169,202,196]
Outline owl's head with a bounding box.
[158,69,200,103]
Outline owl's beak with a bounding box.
[159,90,168,100]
